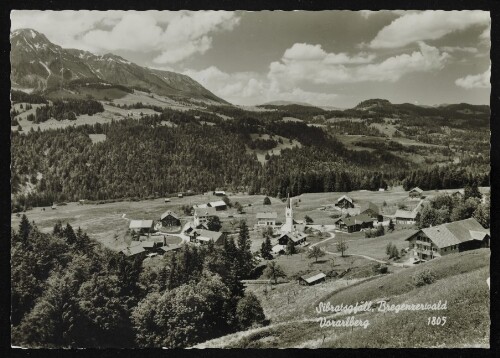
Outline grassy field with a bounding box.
[11,188,487,252]
[196,249,490,348]
[321,229,417,261]
[246,133,302,164]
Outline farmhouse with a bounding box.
[299,271,326,286]
[406,218,489,261]
[121,242,146,258]
[256,212,278,227]
[359,201,380,219]
[129,220,154,234]
[409,187,424,198]
[159,243,182,254]
[208,200,227,211]
[194,207,217,227]
[160,211,181,227]
[336,214,374,233]
[394,209,418,225]
[190,229,225,245]
[278,231,307,246]
[213,191,226,196]
[336,195,354,209]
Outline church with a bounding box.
[280,194,305,234]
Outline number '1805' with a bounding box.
[427,316,446,326]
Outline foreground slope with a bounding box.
[193,249,489,348]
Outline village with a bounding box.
[113,185,490,287]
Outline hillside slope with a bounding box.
[193,249,490,348]
[10,28,226,103]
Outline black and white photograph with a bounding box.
[8,9,491,349]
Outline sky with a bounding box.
[11,10,491,107]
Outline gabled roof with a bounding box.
[194,229,223,242]
[279,231,307,242]
[194,207,217,217]
[339,214,373,226]
[256,212,278,219]
[121,243,146,256]
[407,218,488,248]
[208,200,227,207]
[159,244,182,252]
[129,220,154,229]
[160,210,179,220]
[359,201,379,214]
[337,195,353,203]
[409,187,424,193]
[141,241,156,248]
[300,271,326,284]
[394,209,417,219]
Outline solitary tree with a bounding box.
[260,237,273,260]
[307,246,325,262]
[286,240,296,255]
[234,202,243,214]
[304,215,313,224]
[263,197,271,205]
[388,219,395,232]
[336,238,349,257]
[263,261,286,284]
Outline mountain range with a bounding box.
[10,28,226,103]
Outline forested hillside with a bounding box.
[12,217,265,348]
[11,99,489,211]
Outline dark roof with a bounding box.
[279,231,307,242]
[339,214,373,226]
[160,210,179,220]
[407,218,488,248]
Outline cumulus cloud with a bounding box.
[455,66,490,89]
[369,10,490,48]
[183,66,338,106]
[11,10,240,64]
[268,41,449,89]
[441,46,478,54]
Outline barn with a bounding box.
[129,220,154,234]
[336,214,374,233]
[208,200,227,211]
[359,201,380,219]
[278,231,307,246]
[409,187,423,198]
[160,211,181,227]
[406,218,489,261]
[336,195,354,209]
[299,272,326,286]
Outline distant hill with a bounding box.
[262,100,316,107]
[10,28,227,104]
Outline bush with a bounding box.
[412,269,436,287]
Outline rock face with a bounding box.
[10,28,227,103]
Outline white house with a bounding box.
[256,212,278,227]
